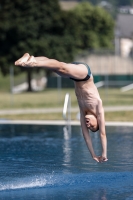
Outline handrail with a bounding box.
[63,93,71,134]
[63,93,70,120]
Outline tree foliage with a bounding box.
[0,0,76,76]
[70,2,114,50]
[0,0,79,90]
[0,0,114,90]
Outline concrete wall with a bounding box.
[76,55,133,75]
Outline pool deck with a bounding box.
[0,120,133,127]
[0,106,133,127]
[0,105,133,115]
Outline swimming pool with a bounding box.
[0,124,133,200]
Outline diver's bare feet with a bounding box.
[24,55,37,67]
[15,53,30,66]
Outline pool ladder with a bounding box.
[63,93,71,136]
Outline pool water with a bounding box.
[0,124,133,200]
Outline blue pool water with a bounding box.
[0,124,133,200]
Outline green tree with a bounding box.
[0,0,78,91]
[70,2,114,51]
[0,1,114,92]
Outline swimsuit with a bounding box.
[70,62,91,82]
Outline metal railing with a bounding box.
[63,93,71,135]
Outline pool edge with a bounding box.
[0,120,133,127]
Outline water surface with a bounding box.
[0,124,133,200]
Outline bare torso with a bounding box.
[74,75,102,116]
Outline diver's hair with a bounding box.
[91,125,99,133]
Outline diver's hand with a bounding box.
[98,156,108,163]
[93,156,108,163]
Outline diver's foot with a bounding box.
[15,53,30,66]
[23,55,37,67]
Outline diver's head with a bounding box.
[85,113,99,132]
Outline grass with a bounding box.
[0,87,133,121]
[0,88,133,109]
[98,88,133,106]
[0,70,133,122]
[0,89,77,109]
[105,111,133,122]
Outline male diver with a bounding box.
[15,53,108,163]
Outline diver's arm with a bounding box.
[80,111,99,162]
[97,101,108,161]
